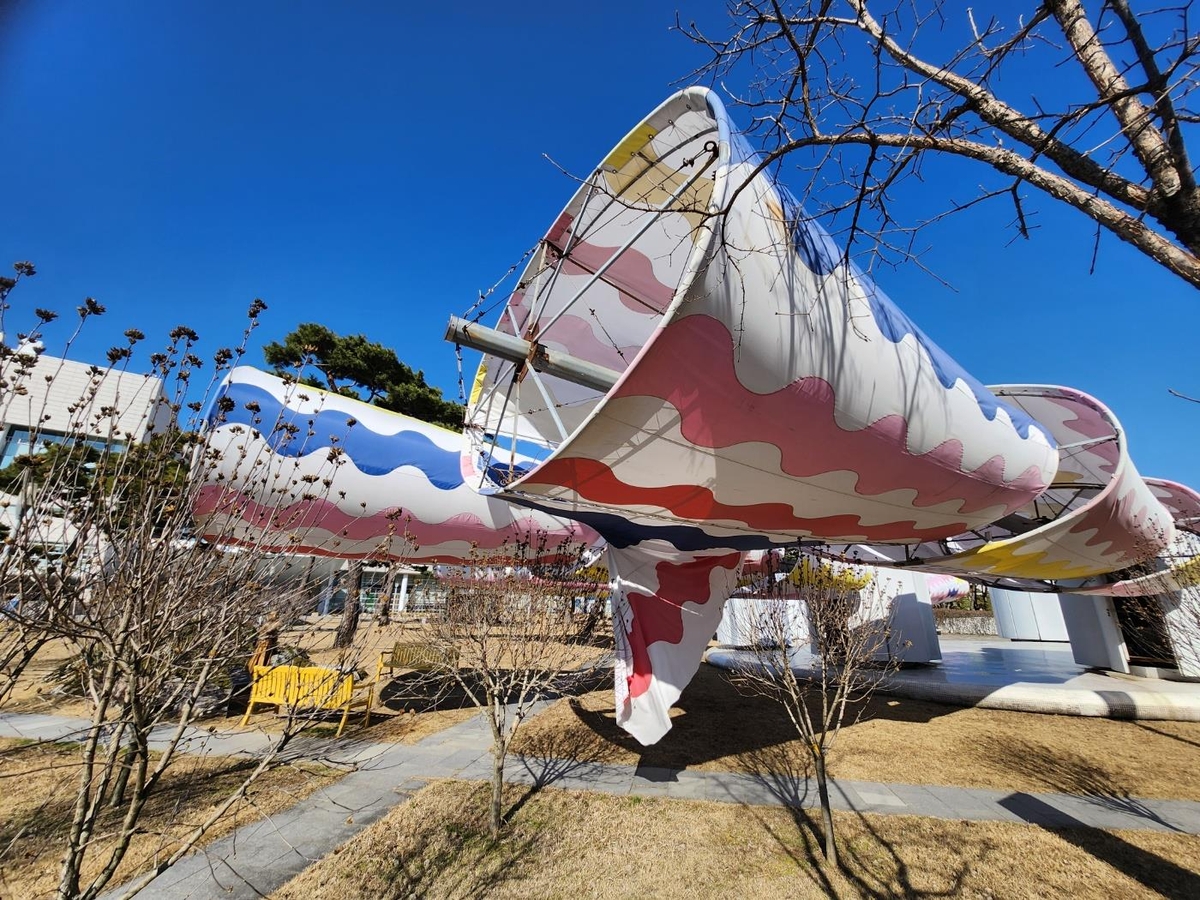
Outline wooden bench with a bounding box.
[376,642,460,682]
[240,665,373,737]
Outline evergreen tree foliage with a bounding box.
[263,323,463,429]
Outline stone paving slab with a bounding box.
[99,710,500,900]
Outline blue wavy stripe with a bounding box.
[510,498,781,551]
[729,122,1051,445]
[209,381,466,489]
[776,183,1048,443]
[483,459,533,487]
[856,272,1049,442]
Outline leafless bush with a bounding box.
[0,262,378,899]
[727,553,903,868]
[393,534,608,840]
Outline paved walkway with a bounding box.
[708,637,1200,720]
[3,709,1200,899]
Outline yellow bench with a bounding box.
[240,665,373,737]
[376,642,460,682]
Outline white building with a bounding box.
[0,352,171,469]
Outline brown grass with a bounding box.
[4,638,95,718]
[271,779,1200,900]
[511,663,1200,801]
[0,737,342,899]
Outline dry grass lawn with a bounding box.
[4,638,95,718]
[0,737,342,899]
[512,663,1200,801]
[272,779,1200,900]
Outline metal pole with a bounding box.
[446,317,622,395]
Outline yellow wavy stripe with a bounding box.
[603,124,659,172]
[1172,554,1200,588]
[468,361,488,408]
[945,541,1108,580]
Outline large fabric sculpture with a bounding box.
[198,88,1198,746]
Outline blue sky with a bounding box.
[3,1,1198,488]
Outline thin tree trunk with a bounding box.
[490,740,505,841]
[377,564,396,627]
[334,559,363,649]
[108,744,136,809]
[813,747,838,868]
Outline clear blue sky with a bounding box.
[3,1,1198,489]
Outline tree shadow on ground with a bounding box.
[983,736,1200,898]
[1135,721,1200,750]
[978,734,1183,830]
[0,744,288,893]
[505,720,620,824]
[735,741,972,899]
[375,783,541,900]
[377,672,477,714]
[563,664,955,773]
[997,794,1200,900]
[376,663,610,716]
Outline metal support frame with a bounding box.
[535,142,718,340]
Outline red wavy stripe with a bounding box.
[608,314,1049,517]
[197,530,499,564]
[193,486,594,562]
[626,552,741,700]
[523,457,966,541]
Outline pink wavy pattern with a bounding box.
[543,212,675,312]
[523,456,969,541]
[1046,393,1112,440]
[558,256,665,317]
[1063,468,1169,564]
[1044,394,1119,476]
[604,315,1050,518]
[1148,478,1200,525]
[625,552,741,700]
[539,313,640,373]
[193,486,594,562]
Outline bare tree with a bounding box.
[400,535,606,840]
[681,2,1200,288]
[727,554,903,868]
[0,263,371,899]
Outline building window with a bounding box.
[0,427,125,471]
